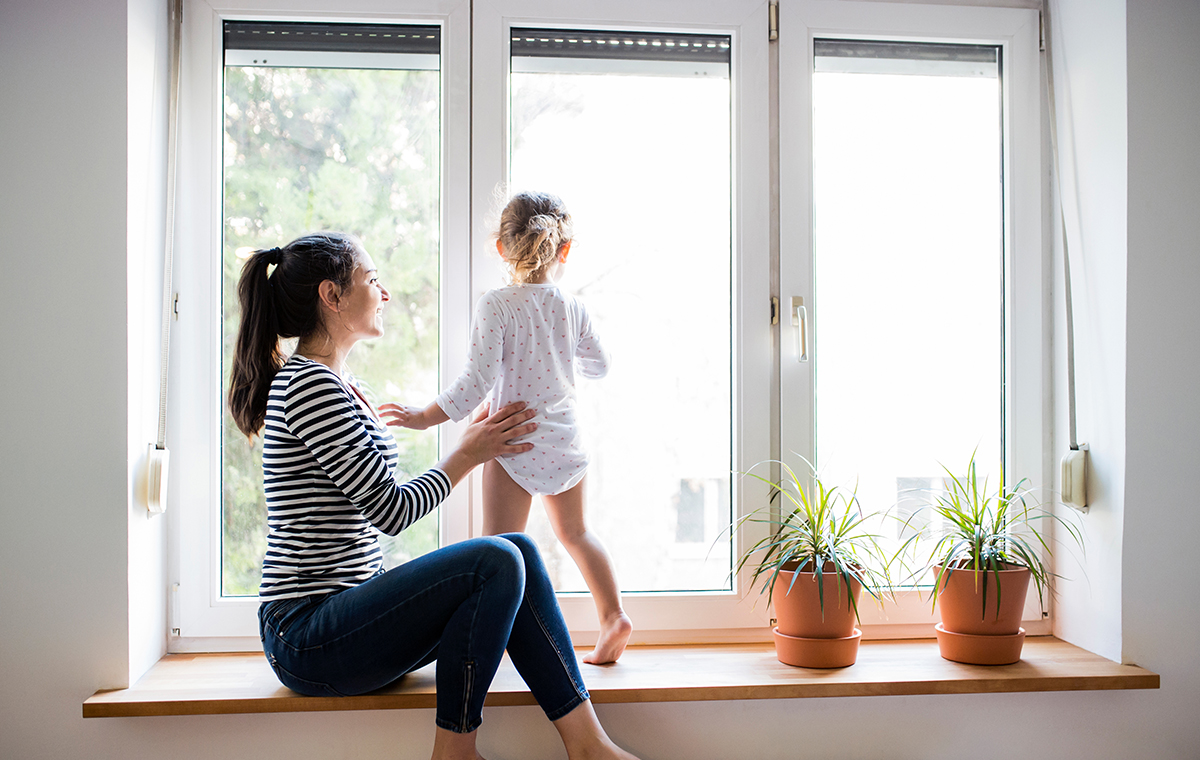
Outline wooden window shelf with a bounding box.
[84,636,1158,718]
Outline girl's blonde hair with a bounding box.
[496,191,573,284]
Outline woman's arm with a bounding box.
[433,402,536,486]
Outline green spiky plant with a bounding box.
[903,452,1083,620]
[735,460,894,622]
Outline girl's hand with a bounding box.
[380,402,449,431]
[379,403,428,430]
[437,402,537,487]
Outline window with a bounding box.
[778,2,1045,627]
[172,0,1041,647]
[811,39,1004,574]
[470,0,770,637]
[220,21,443,596]
[173,3,473,645]
[508,28,734,593]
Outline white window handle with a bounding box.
[791,296,808,362]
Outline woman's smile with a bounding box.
[342,249,390,338]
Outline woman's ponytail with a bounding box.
[227,233,360,438]
[228,248,284,438]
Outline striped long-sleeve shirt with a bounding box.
[258,355,451,600]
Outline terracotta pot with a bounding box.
[935,624,1026,665]
[772,566,862,639]
[773,627,862,668]
[934,565,1031,636]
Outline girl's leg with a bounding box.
[258,537,526,746]
[542,479,632,664]
[495,533,640,760]
[482,459,534,534]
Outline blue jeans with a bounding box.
[259,533,589,733]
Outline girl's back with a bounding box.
[436,282,606,495]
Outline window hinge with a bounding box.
[770,296,780,325]
[170,582,181,636]
[173,292,180,320]
[1039,10,1045,52]
[769,2,779,42]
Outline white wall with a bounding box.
[0,0,133,756]
[127,0,172,684]
[1122,0,1200,754]
[1047,0,1127,662]
[4,0,1200,758]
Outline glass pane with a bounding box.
[509,43,733,593]
[811,51,1003,572]
[221,64,441,596]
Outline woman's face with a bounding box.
[338,249,390,340]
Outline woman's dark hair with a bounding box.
[228,232,360,437]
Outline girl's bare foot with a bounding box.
[583,611,633,665]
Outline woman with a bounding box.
[229,232,640,760]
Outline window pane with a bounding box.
[221,62,441,596]
[811,43,1003,572]
[509,32,733,593]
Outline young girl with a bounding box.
[382,191,632,664]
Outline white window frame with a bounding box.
[171,0,473,650]
[778,1,1048,636]
[169,0,1047,650]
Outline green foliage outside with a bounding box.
[221,65,442,596]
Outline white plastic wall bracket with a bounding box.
[146,443,170,514]
[1060,444,1088,512]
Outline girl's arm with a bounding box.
[575,302,609,379]
[378,401,450,430]
[432,292,506,421]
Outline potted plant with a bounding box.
[904,453,1081,665]
[736,461,892,668]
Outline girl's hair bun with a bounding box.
[497,192,573,284]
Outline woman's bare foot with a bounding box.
[431,726,486,760]
[554,700,642,760]
[582,611,633,665]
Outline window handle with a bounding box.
[791,297,808,362]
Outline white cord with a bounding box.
[1042,0,1080,453]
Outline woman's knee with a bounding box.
[496,531,539,558]
[495,532,554,579]
[464,535,525,589]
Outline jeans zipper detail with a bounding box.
[460,660,476,731]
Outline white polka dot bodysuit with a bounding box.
[435,284,609,496]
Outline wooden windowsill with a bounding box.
[83,636,1158,718]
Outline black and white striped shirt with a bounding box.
[259,355,451,600]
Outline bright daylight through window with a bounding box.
[810,39,1004,576]
[220,21,442,596]
[508,29,734,593]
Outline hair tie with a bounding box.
[263,247,283,265]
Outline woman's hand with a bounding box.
[436,402,537,487]
[379,402,447,431]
